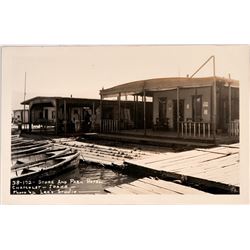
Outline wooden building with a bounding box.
[100,76,239,141]
[21,96,152,135]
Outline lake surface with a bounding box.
[53,163,136,194]
[11,163,136,195]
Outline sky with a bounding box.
[1,45,248,110]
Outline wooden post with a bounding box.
[212,56,217,140]
[194,87,197,122]
[228,83,232,136]
[212,82,217,139]
[118,93,121,131]
[55,99,58,135]
[92,101,95,115]
[63,99,67,135]
[29,106,32,134]
[133,95,136,129]
[100,94,103,133]
[23,72,27,130]
[135,95,138,130]
[177,87,180,136]
[143,89,146,135]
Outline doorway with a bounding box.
[44,109,48,120]
[192,95,202,122]
[158,97,167,125]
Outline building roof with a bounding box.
[21,96,102,105]
[100,76,239,98]
[21,96,138,106]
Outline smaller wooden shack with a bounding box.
[21,96,152,135]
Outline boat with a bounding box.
[11,138,35,146]
[11,139,35,147]
[11,146,71,170]
[11,149,80,181]
[11,143,52,159]
[11,140,49,150]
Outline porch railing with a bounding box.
[101,119,119,133]
[229,120,239,136]
[180,121,211,138]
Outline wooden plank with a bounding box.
[133,179,178,194]
[132,150,212,170]
[118,183,154,194]
[186,156,239,174]
[141,178,210,195]
[157,152,229,171]
[190,164,238,185]
[196,147,239,155]
[128,180,172,194]
[196,163,238,179]
[173,154,239,175]
[219,143,239,148]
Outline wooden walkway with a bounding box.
[125,143,239,193]
[53,138,154,167]
[49,137,240,194]
[105,177,210,195]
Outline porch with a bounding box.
[98,125,239,146]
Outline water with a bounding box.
[53,163,136,194]
[11,163,136,195]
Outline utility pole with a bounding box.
[23,72,27,130]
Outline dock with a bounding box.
[53,138,155,167]
[124,143,239,194]
[53,137,239,194]
[105,177,211,195]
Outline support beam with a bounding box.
[29,107,32,134]
[133,95,136,129]
[212,56,217,139]
[63,99,67,135]
[194,87,197,122]
[143,89,146,135]
[92,102,95,115]
[177,87,180,136]
[55,99,58,135]
[100,94,103,133]
[212,86,217,139]
[23,72,27,130]
[118,93,121,131]
[135,95,138,130]
[228,83,232,136]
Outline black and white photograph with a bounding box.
[1,2,250,250]
[1,45,248,202]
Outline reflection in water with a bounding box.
[53,163,136,194]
